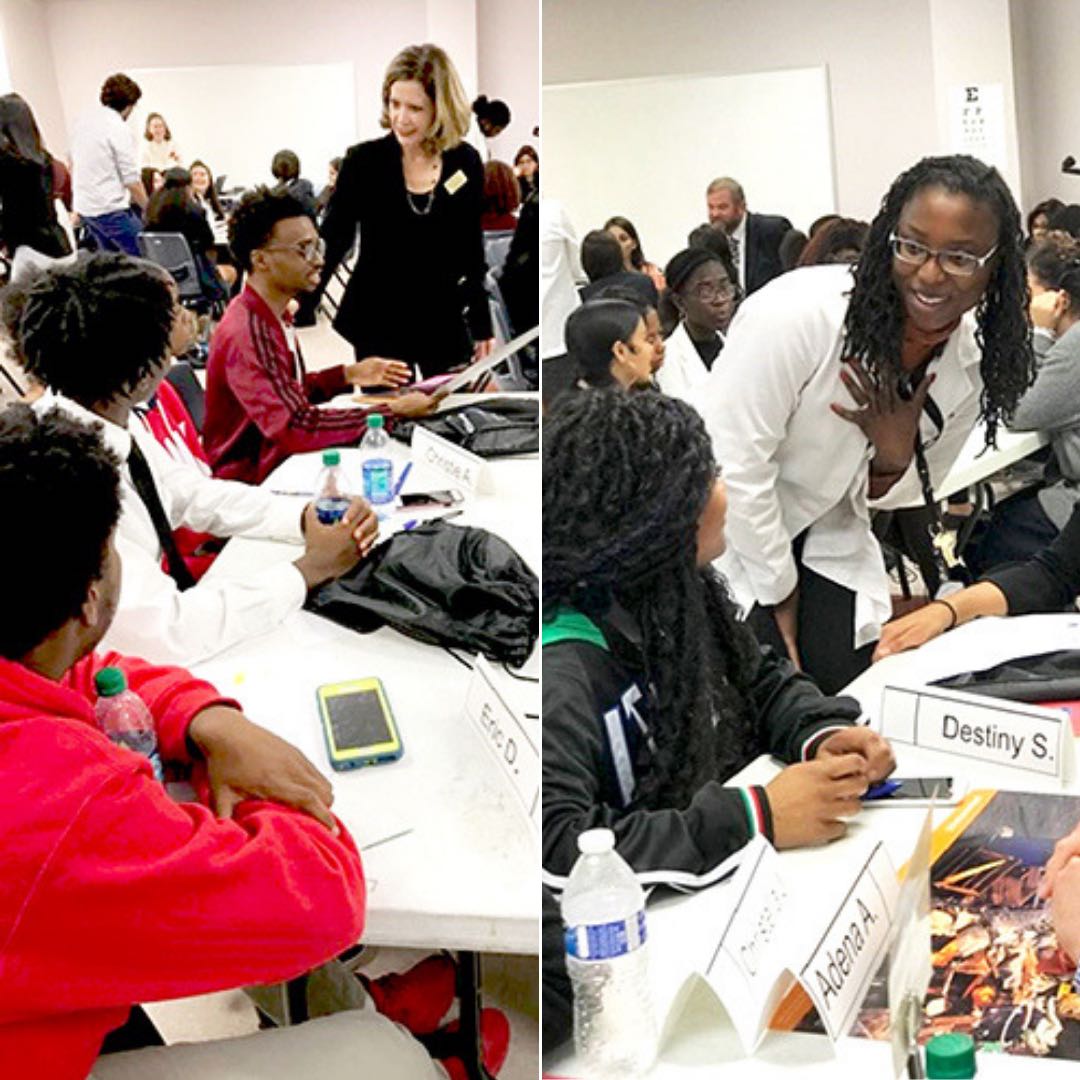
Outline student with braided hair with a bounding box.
[705,154,1035,693]
[542,389,895,892]
[10,253,378,666]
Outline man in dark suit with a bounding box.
[706,177,792,295]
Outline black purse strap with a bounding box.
[127,439,197,591]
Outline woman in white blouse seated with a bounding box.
[655,245,739,403]
[140,112,182,170]
[702,154,1035,694]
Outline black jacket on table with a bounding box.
[316,133,493,376]
[984,500,1080,612]
[542,609,862,892]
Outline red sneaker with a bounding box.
[363,953,457,1035]
[437,1007,511,1080]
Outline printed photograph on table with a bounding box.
[792,791,1080,1060]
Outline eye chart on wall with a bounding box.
[948,83,1007,171]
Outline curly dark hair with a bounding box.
[100,73,141,112]
[0,405,121,658]
[1028,230,1080,307]
[227,185,309,272]
[842,154,1034,447]
[12,254,174,406]
[543,389,761,809]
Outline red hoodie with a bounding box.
[0,652,366,1079]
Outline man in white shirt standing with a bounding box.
[71,74,148,256]
[705,177,791,296]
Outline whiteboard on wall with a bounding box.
[128,63,357,193]
[542,66,836,271]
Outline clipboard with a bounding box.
[436,326,539,396]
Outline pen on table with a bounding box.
[391,461,413,499]
[864,779,902,800]
[271,489,313,498]
[403,509,463,532]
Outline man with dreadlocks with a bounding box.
[542,390,895,901]
[704,154,1035,693]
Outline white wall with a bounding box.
[0,0,64,154]
[477,0,539,164]
[543,0,938,226]
[1009,0,1080,211]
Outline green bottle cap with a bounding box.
[368,414,384,429]
[94,667,128,697]
[926,1033,976,1078]
[322,450,341,466]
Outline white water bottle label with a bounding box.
[565,911,646,960]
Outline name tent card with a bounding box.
[462,654,539,826]
[411,425,490,495]
[880,684,1070,784]
[796,842,898,1042]
[701,835,794,1051]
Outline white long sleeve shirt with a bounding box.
[541,199,584,359]
[655,322,722,404]
[36,393,307,665]
[703,264,983,649]
[70,105,141,217]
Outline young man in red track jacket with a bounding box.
[0,405,403,1078]
[203,186,435,485]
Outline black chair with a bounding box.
[165,360,206,433]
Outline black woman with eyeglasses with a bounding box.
[654,246,741,403]
[703,154,1034,694]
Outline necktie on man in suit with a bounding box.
[127,438,197,591]
[728,231,740,266]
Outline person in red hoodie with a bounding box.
[0,405,452,1079]
[203,186,436,485]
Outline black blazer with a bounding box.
[744,211,793,295]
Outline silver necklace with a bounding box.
[406,188,436,216]
[404,152,441,216]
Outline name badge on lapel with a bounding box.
[444,170,467,195]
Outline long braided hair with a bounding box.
[843,154,1034,446]
[543,389,760,809]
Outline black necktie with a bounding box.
[126,439,196,591]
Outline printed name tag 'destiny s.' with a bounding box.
[880,684,1068,780]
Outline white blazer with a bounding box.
[655,322,722,405]
[702,264,983,649]
[36,392,308,666]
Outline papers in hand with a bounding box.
[437,326,539,396]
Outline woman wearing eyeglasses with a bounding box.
[309,44,494,381]
[703,154,1034,693]
[654,246,740,403]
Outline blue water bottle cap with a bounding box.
[94,667,127,697]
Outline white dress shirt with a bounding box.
[541,199,584,359]
[655,322,723,405]
[35,392,308,665]
[729,213,748,292]
[71,105,141,217]
[703,264,982,649]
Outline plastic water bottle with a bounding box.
[314,449,351,524]
[359,414,394,505]
[94,667,164,782]
[562,828,657,1078]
